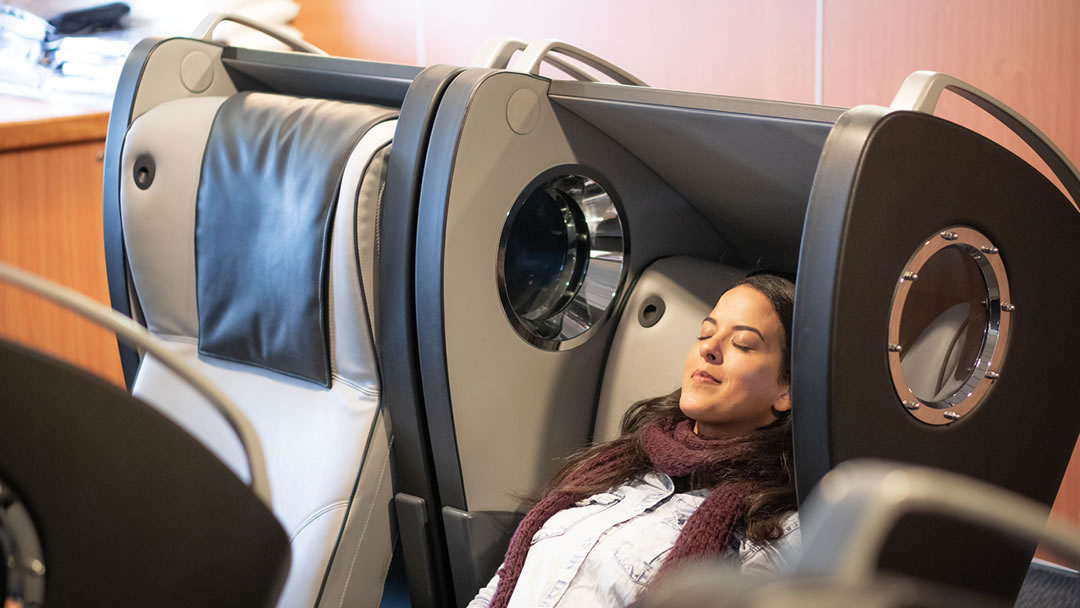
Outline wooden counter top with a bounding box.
[0,96,111,153]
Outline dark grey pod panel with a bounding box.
[793,107,1080,602]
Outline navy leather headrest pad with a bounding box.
[196,92,395,386]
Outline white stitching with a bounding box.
[290,501,349,541]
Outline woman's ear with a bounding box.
[772,385,792,413]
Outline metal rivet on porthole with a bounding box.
[888,343,903,353]
[903,401,920,410]
[1000,303,1016,312]
[985,371,1000,380]
[941,231,959,240]
[944,411,961,420]
[981,246,999,255]
[902,271,919,281]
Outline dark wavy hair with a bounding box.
[542,273,797,543]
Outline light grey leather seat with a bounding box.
[118,91,398,607]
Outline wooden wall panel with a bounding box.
[823,0,1080,201]
[297,0,817,102]
[0,140,124,387]
[823,0,1080,540]
[293,0,420,65]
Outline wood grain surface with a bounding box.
[0,140,124,386]
[822,0,1080,205]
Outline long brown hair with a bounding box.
[542,274,797,543]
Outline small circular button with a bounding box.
[506,89,540,135]
[180,52,214,93]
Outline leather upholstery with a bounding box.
[120,95,398,607]
[195,92,396,386]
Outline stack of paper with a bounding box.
[0,1,306,104]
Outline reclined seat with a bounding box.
[385,47,1080,606]
[101,27,422,607]
[0,331,290,607]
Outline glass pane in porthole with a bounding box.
[898,245,989,405]
[498,173,627,350]
[502,186,588,322]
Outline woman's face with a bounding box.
[679,285,791,438]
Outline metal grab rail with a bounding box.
[470,36,594,81]
[193,12,327,56]
[508,38,647,86]
[0,262,272,508]
[794,460,1080,584]
[891,70,1080,207]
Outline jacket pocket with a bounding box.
[614,533,673,586]
[615,495,700,585]
[530,491,622,544]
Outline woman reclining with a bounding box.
[470,272,801,607]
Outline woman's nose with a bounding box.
[699,338,722,364]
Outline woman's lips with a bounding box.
[692,370,720,384]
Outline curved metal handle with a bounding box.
[470,36,596,82]
[794,460,1080,584]
[192,12,327,56]
[891,70,1080,206]
[0,262,272,509]
[508,38,647,86]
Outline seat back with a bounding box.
[117,91,398,607]
[0,338,290,607]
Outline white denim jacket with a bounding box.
[468,471,800,608]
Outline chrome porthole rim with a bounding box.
[496,168,629,352]
[887,225,1011,425]
[1,481,46,607]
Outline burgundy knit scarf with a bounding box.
[488,418,751,608]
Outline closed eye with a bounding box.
[732,342,753,351]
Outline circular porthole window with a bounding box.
[498,171,627,350]
[1,481,46,607]
[887,226,1012,425]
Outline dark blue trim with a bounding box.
[102,37,164,389]
[376,64,465,608]
[220,46,421,106]
[413,68,499,513]
[791,105,885,503]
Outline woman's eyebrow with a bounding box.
[702,318,765,340]
[731,325,765,340]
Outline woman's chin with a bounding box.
[678,391,708,420]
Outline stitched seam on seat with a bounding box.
[291,501,350,541]
[337,434,394,607]
[145,336,378,397]
[331,374,379,397]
